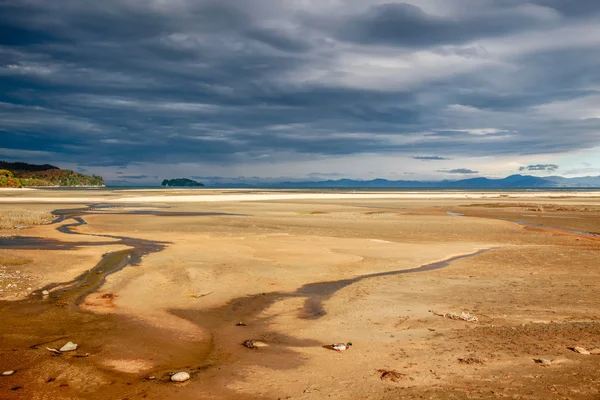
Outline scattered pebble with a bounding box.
[59,342,78,352]
[243,339,268,349]
[458,357,484,365]
[533,358,552,366]
[571,346,590,355]
[2,370,15,376]
[170,372,190,382]
[236,322,247,326]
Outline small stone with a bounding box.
[572,346,590,355]
[170,372,190,382]
[42,290,49,296]
[533,358,552,366]
[242,339,268,349]
[2,370,15,376]
[59,342,78,352]
[590,348,600,355]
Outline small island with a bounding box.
[161,178,204,187]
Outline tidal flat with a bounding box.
[1,189,599,399]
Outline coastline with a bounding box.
[2,189,600,203]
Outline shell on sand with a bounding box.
[59,341,78,352]
[170,372,190,382]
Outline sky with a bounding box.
[1,0,600,185]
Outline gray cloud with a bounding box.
[519,164,559,172]
[0,0,600,178]
[438,168,479,174]
[413,156,451,161]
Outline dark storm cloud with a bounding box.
[519,164,559,172]
[0,0,600,175]
[337,2,557,48]
[438,169,479,174]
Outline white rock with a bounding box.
[42,290,49,296]
[59,341,78,352]
[2,370,15,376]
[170,372,190,382]
[590,348,600,355]
[572,346,590,355]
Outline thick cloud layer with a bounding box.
[1,0,600,181]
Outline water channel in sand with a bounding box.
[1,204,497,397]
[446,210,600,238]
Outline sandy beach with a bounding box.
[2,189,600,203]
[1,189,599,399]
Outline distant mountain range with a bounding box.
[205,174,600,188]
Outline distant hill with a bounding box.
[0,161,59,172]
[0,161,104,187]
[161,178,204,187]
[206,174,600,188]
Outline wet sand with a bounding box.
[0,190,599,399]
